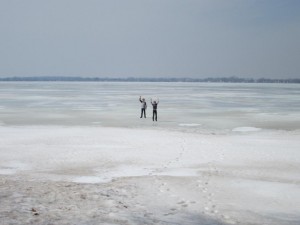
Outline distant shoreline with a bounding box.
[0,76,299,83]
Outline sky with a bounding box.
[0,0,299,79]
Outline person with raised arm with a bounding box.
[151,98,159,121]
[139,96,147,118]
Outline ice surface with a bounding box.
[232,127,262,132]
[0,82,299,132]
[0,82,300,225]
[179,123,201,127]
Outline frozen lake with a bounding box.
[0,82,299,133]
[1,82,300,225]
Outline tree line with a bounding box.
[0,76,299,83]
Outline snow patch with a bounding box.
[232,127,262,132]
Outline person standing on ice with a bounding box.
[139,96,147,118]
[151,98,159,121]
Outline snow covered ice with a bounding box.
[0,82,300,225]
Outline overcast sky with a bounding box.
[0,0,299,78]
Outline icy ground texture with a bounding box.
[0,126,300,225]
[0,82,299,132]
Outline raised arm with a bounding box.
[139,96,142,103]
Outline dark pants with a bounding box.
[140,108,146,118]
[152,110,157,121]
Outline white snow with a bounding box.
[0,126,300,225]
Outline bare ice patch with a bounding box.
[232,127,262,132]
[179,123,201,127]
[0,168,18,175]
[0,161,31,175]
[72,165,152,184]
[92,121,102,124]
[154,168,199,177]
[72,176,110,184]
[71,167,200,184]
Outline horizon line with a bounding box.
[0,76,299,83]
